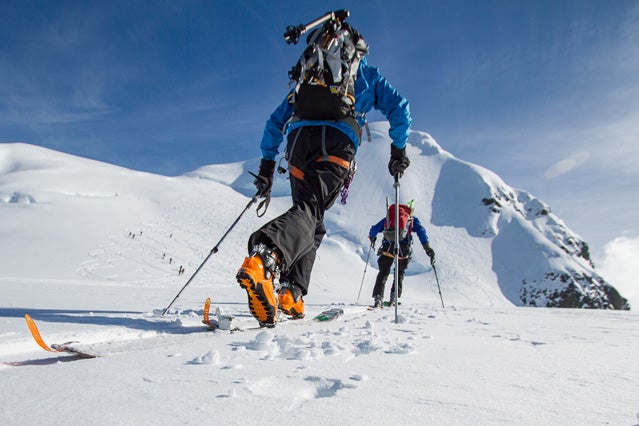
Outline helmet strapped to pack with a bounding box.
[284,10,368,120]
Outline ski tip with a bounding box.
[312,308,344,321]
[203,297,211,323]
[24,314,58,352]
[24,313,39,332]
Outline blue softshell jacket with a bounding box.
[259,57,412,161]
[369,216,429,246]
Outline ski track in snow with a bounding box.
[175,305,426,412]
[1,298,638,424]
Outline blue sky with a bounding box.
[1,1,638,266]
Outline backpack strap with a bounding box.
[407,216,413,239]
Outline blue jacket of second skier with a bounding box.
[369,216,429,246]
[259,57,412,161]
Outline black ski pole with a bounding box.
[161,191,261,316]
[356,241,374,304]
[431,258,445,309]
[393,173,400,324]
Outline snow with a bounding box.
[1,129,637,425]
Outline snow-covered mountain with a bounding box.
[0,123,628,310]
[1,128,636,425]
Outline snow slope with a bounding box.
[191,123,628,310]
[0,129,636,425]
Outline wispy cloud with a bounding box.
[544,152,590,179]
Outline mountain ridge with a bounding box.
[0,125,629,310]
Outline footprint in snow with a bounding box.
[305,376,357,398]
[186,350,220,365]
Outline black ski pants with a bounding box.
[248,125,355,295]
[372,243,410,299]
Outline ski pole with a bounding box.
[161,191,261,316]
[356,242,374,304]
[393,173,400,324]
[431,258,445,309]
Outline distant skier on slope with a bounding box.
[235,10,412,326]
[369,201,435,308]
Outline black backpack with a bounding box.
[287,19,368,120]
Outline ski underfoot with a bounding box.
[368,301,402,309]
[23,300,362,358]
[202,297,346,331]
[24,314,98,358]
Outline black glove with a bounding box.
[388,145,410,177]
[253,158,275,197]
[369,236,376,247]
[423,242,435,259]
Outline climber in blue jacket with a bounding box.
[235,16,413,325]
[369,209,435,307]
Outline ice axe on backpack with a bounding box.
[284,9,350,44]
[161,188,262,316]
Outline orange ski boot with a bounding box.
[278,282,305,319]
[236,244,281,326]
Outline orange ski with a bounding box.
[24,314,96,358]
[24,314,62,353]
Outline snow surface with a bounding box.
[1,127,637,425]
